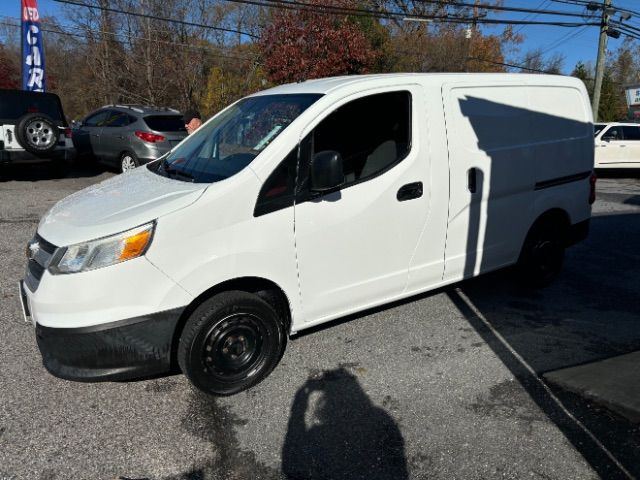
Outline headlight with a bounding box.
[49,222,155,274]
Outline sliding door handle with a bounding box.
[468,168,477,193]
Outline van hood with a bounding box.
[38,166,207,247]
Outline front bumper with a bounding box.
[21,240,194,382]
[35,308,183,381]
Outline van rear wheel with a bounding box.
[178,291,287,396]
[517,220,566,287]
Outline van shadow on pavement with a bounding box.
[0,161,110,182]
[281,368,408,480]
[168,368,408,480]
[449,212,640,480]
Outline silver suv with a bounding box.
[74,105,187,173]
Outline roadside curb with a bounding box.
[544,351,640,423]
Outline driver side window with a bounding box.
[301,90,412,191]
[83,110,110,127]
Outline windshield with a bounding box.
[594,123,607,136]
[151,93,322,183]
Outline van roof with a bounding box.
[251,73,584,97]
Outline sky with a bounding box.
[1,0,639,74]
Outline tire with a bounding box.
[120,152,139,173]
[178,291,287,396]
[516,219,566,288]
[15,113,59,156]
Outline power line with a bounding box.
[262,0,589,20]
[468,56,559,73]
[225,0,598,27]
[537,24,591,56]
[51,0,600,31]
[53,0,259,39]
[413,0,589,18]
[513,0,552,35]
[552,0,640,18]
[0,17,258,63]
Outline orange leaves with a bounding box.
[258,0,378,84]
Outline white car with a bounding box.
[21,73,595,395]
[594,122,640,169]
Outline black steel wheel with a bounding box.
[178,291,287,396]
[517,219,566,288]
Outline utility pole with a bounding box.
[465,0,480,72]
[592,0,612,122]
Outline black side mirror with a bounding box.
[310,150,345,192]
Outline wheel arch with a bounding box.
[169,276,293,369]
[521,208,572,254]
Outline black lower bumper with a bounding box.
[567,218,590,247]
[35,308,184,382]
[0,147,76,165]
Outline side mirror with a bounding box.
[310,150,345,193]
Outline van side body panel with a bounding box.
[441,78,593,284]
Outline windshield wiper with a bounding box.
[172,169,195,182]
[160,158,195,182]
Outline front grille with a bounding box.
[24,233,58,292]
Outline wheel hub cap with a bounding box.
[26,120,54,148]
[202,315,266,380]
[122,156,135,172]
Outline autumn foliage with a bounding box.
[259,0,377,84]
[0,43,19,89]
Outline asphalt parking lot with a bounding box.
[1,163,639,480]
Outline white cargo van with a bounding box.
[20,74,595,395]
[594,122,640,169]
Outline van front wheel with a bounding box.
[517,221,566,288]
[178,291,287,396]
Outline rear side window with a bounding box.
[310,91,411,186]
[0,90,65,123]
[104,111,135,127]
[144,115,186,132]
[602,126,623,140]
[622,126,640,140]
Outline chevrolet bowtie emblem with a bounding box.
[27,241,40,260]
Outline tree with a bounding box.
[520,48,565,74]
[201,56,267,116]
[0,43,19,89]
[258,0,377,84]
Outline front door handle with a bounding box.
[397,182,423,201]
